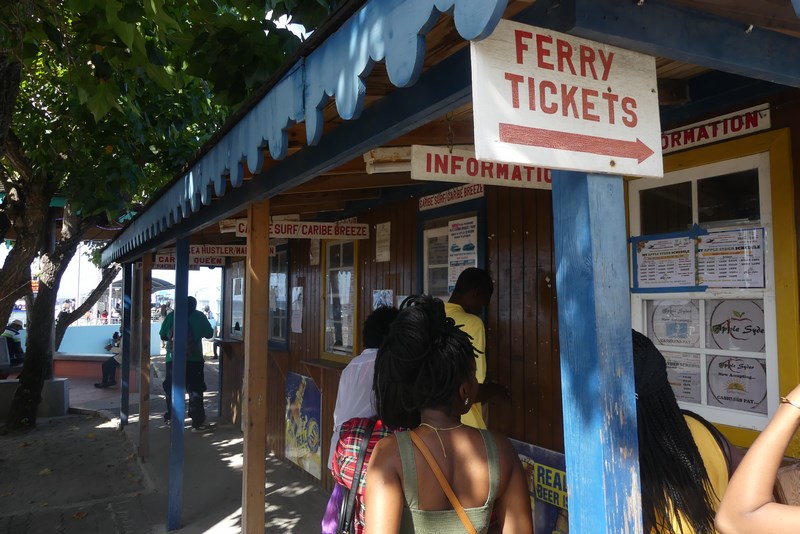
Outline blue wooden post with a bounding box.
[551,171,642,533]
[120,262,132,427]
[167,237,190,530]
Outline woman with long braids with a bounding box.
[633,330,735,533]
[364,296,532,534]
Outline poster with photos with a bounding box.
[372,289,394,310]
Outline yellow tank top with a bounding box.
[650,415,729,533]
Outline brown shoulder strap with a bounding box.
[408,430,477,534]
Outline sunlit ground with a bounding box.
[79,384,325,532]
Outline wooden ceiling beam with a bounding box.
[270,200,346,216]
[272,188,380,208]
[285,172,414,193]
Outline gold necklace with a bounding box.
[419,422,464,458]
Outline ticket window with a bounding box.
[629,152,777,430]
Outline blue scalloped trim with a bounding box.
[104,0,506,262]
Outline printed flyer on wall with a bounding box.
[634,236,696,289]
[285,372,322,479]
[448,216,478,293]
[697,228,764,288]
[510,439,569,534]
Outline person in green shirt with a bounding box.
[159,296,214,429]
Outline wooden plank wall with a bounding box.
[485,186,563,453]
[264,190,564,492]
[356,197,419,314]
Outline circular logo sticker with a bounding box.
[708,300,765,352]
[707,356,767,413]
[650,301,700,347]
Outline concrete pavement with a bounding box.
[0,356,329,533]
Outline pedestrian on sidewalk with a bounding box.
[95,331,122,388]
[2,318,25,365]
[160,296,214,429]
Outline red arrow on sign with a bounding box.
[499,123,655,164]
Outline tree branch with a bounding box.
[4,131,33,183]
[0,54,21,161]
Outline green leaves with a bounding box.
[85,83,122,121]
[118,2,146,23]
[2,0,333,225]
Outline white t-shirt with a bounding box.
[328,348,379,470]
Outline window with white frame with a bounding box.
[269,248,289,344]
[422,212,478,301]
[629,153,777,430]
[227,260,245,338]
[424,225,450,301]
[324,241,356,356]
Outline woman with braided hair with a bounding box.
[633,330,736,533]
[365,295,532,534]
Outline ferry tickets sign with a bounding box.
[471,19,662,178]
[411,145,551,190]
[662,104,770,154]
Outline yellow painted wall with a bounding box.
[660,129,800,454]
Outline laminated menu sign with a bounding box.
[697,228,764,288]
[707,355,768,414]
[633,227,766,291]
[635,237,695,289]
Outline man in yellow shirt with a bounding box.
[444,267,497,428]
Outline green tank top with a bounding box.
[396,429,500,534]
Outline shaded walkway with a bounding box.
[0,358,329,533]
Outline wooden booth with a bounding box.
[102,0,800,532]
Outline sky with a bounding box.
[0,243,223,313]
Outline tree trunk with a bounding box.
[5,206,91,430]
[0,54,21,160]
[1,51,58,329]
[55,263,120,349]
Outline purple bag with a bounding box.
[321,483,345,534]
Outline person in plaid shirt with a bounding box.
[322,306,399,534]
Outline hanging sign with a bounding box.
[235,219,248,237]
[269,221,369,239]
[153,253,224,270]
[662,104,770,154]
[152,244,247,269]
[411,145,552,189]
[471,19,662,178]
[418,183,485,212]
